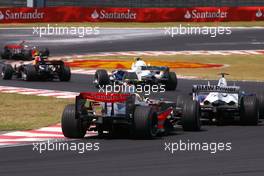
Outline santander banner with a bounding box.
[0,6,264,23]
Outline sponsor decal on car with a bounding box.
[194,85,238,93]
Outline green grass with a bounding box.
[0,93,73,131]
[1,21,264,28]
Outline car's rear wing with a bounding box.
[141,66,169,71]
[75,92,135,118]
[192,85,240,93]
[78,92,131,103]
[42,60,64,65]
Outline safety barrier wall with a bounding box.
[0,6,264,23]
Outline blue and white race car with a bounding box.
[179,73,262,125]
[93,57,177,91]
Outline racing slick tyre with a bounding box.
[61,104,87,138]
[175,95,191,108]
[240,96,259,125]
[94,69,110,87]
[23,65,37,81]
[182,100,201,131]
[257,93,264,119]
[165,72,177,91]
[1,51,11,60]
[59,65,71,81]
[1,64,13,80]
[23,50,33,60]
[132,106,158,139]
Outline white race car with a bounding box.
[190,73,261,125]
[94,58,177,91]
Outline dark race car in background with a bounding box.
[1,41,50,60]
[61,92,201,139]
[1,60,71,82]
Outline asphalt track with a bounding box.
[0,75,264,176]
[0,28,264,176]
[0,28,264,55]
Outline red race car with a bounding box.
[1,41,49,60]
[61,92,201,139]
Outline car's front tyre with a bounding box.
[94,69,110,88]
[165,72,177,91]
[257,93,264,119]
[1,64,13,80]
[23,65,37,81]
[59,65,71,81]
[240,95,259,125]
[182,100,201,131]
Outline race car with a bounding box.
[61,92,201,139]
[178,73,263,125]
[1,57,71,81]
[94,57,177,91]
[1,41,50,60]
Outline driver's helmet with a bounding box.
[134,59,146,67]
[34,51,40,57]
[134,57,142,61]
[32,49,40,57]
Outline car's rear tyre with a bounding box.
[132,106,158,139]
[257,93,264,119]
[175,94,190,108]
[61,104,87,138]
[182,100,201,131]
[94,69,110,87]
[240,96,259,125]
[165,72,177,91]
[1,51,11,60]
[1,64,13,80]
[22,49,33,60]
[23,65,37,81]
[59,65,71,81]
